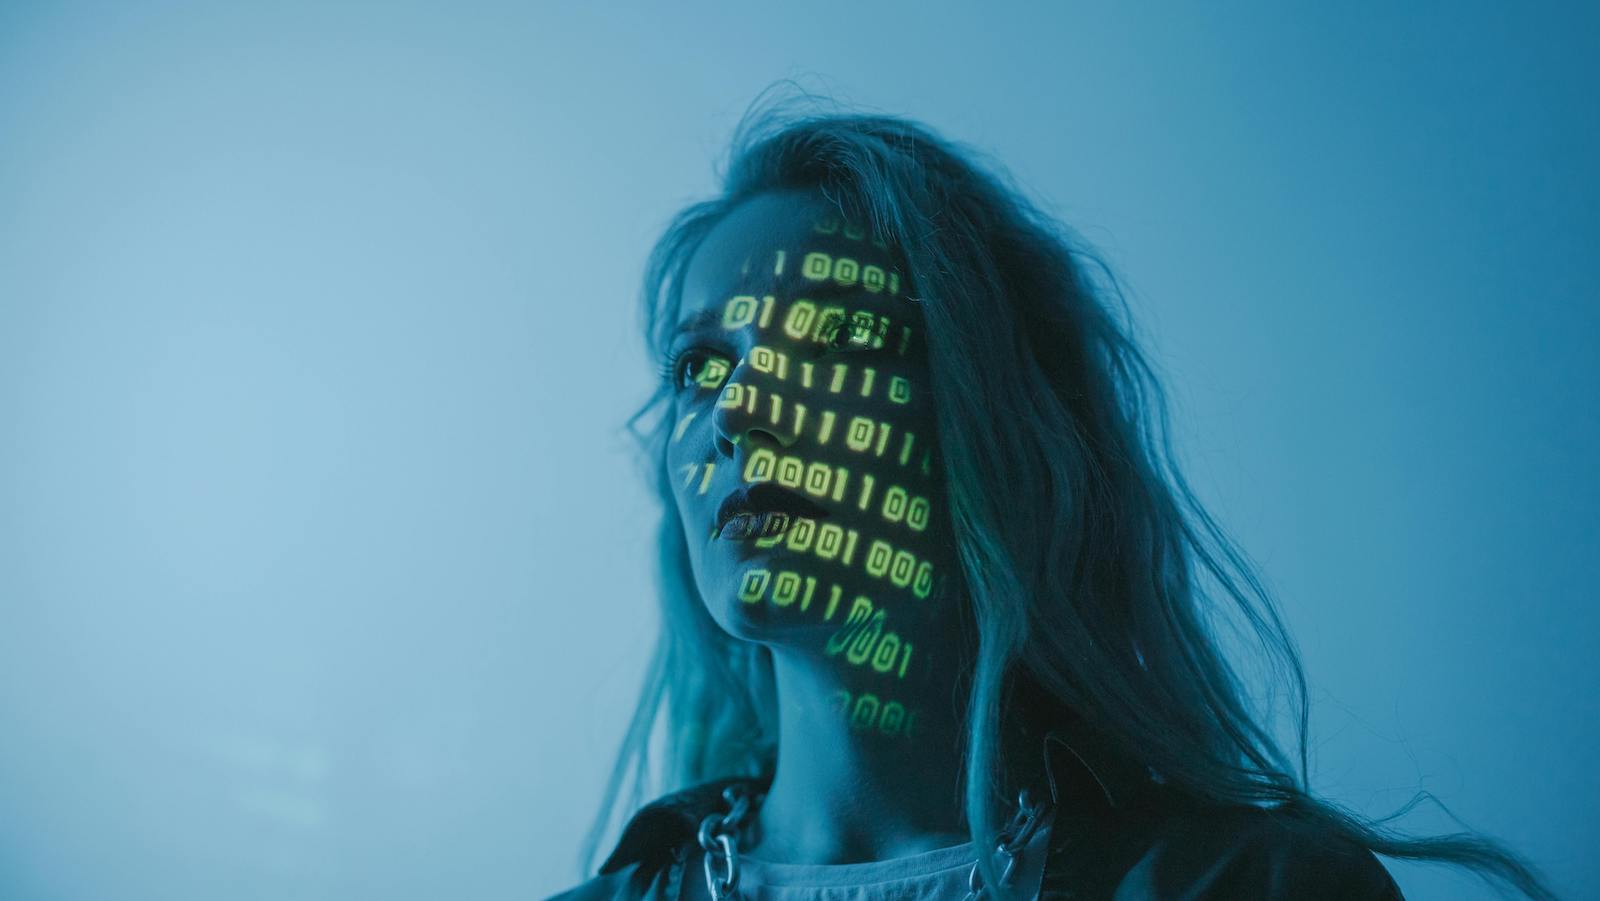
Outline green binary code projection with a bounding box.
[666,209,943,742]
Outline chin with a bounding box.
[697,576,819,646]
[707,591,833,647]
[699,559,848,649]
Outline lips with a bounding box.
[715,482,829,536]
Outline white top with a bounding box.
[680,810,1055,901]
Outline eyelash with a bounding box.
[821,316,881,352]
[659,345,724,389]
[660,321,874,389]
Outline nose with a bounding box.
[711,358,797,460]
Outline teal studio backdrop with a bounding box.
[0,2,1593,899]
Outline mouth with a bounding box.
[714,482,829,541]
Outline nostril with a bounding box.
[740,427,791,450]
[716,428,788,462]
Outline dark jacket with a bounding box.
[549,735,1404,900]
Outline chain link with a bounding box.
[698,785,759,901]
[962,788,1045,901]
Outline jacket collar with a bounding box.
[599,773,771,875]
[597,727,1158,876]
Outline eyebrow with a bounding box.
[671,308,724,340]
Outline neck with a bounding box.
[745,640,975,865]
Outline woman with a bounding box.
[551,92,1555,900]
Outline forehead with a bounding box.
[686,190,830,289]
[680,189,909,318]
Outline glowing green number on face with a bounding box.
[776,456,804,488]
[804,462,831,496]
[697,357,729,390]
[813,216,839,235]
[833,257,859,286]
[888,376,911,404]
[803,252,832,280]
[871,633,900,673]
[738,569,770,603]
[863,265,885,293]
[743,447,775,482]
[783,300,816,340]
[723,295,758,329]
[750,346,775,372]
[846,610,884,665]
[889,550,915,588]
[849,311,877,347]
[850,693,879,729]
[878,701,905,735]
[912,562,934,599]
[842,222,864,241]
[772,571,801,606]
[813,306,847,343]
[816,523,843,559]
[847,417,875,452]
[825,596,873,655]
[882,486,907,523]
[786,517,815,552]
[865,540,892,578]
[906,497,929,532]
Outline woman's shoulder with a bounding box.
[1096,798,1404,900]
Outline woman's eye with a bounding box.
[824,320,869,352]
[672,350,729,391]
[675,352,705,388]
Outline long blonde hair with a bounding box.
[581,87,1555,900]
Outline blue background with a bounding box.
[1,2,1593,898]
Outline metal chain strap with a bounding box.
[697,785,759,901]
[962,788,1046,901]
[697,784,1047,901]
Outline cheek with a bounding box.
[664,408,718,542]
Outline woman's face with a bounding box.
[665,189,959,729]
